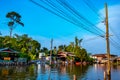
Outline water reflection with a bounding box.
[0,64,120,80]
[66,64,89,79]
[0,65,37,80]
[36,64,90,80]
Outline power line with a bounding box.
[110,38,120,49]
[30,0,105,37]
[29,0,80,27]
[56,0,104,35]
[109,25,120,41]
[30,0,94,35]
[83,0,104,20]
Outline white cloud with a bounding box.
[99,5,120,27]
[32,3,120,54]
[83,4,120,55]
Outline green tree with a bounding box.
[41,47,49,56]
[79,48,87,62]
[65,37,90,63]
[6,11,24,37]
[65,42,74,52]
[3,36,11,47]
[58,45,65,52]
[78,39,83,47]
[30,40,41,59]
[0,36,4,48]
[14,34,41,60]
[0,34,41,60]
[75,36,79,47]
[53,46,57,55]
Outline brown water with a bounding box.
[0,64,120,80]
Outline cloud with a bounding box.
[83,4,120,55]
[32,4,120,54]
[98,4,120,41]
[99,5,120,30]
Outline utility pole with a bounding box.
[50,38,53,65]
[105,3,111,79]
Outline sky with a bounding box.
[0,0,120,55]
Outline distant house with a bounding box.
[0,48,19,61]
[39,52,45,59]
[91,54,117,63]
[39,52,46,63]
[117,57,120,61]
[0,48,19,53]
[57,52,75,61]
[116,57,120,63]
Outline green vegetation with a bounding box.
[0,34,41,60]
[6,11,24,37]
[43,36,94,63]
[0,11,93,63]
[64,36,93,63]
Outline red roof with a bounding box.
[92,54,117,57]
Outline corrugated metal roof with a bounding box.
[0,48,19,53]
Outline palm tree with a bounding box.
[6,11,24,37]
[75,36,79,47]
[53,46,57,55]
[78,39,83,47]
[0,31,2,35]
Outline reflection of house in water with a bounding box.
[91,54,117,63]
[39,52,46,63]
[0,65,37,79]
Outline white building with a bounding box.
[39,52,45,59]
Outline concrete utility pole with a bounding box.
[105,3,111,79]
[50,38,53,65]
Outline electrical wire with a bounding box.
[83,0,104,20]
[30,0,105,37]
[24,0,120,57]
[56,0,104,36]
[84,1,120,55]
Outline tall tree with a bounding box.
[53,46,57,55]
[6,11,24,37]
[0,31,2,35]
[41,47,49,55]
[78,39,83,47]
[75,36,79,47]
[58,45,64,52]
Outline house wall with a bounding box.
[92,54,118,63]
[97,57,103,61]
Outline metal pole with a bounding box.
[105,3,111,78]
[50,38,53,65]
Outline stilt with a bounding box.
[104,71,107,80]
[73,74,77,80]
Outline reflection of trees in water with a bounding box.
[50,64,89,79]
[0,64,37,80]
[40,64,46,74]
[66,64,90,79]
[57,65,66,74]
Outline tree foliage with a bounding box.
[41,47,49,56]
[6,11,24,37]
[64,37,90,62]
[0,34,41,60]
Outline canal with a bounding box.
[0,64,120,80]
